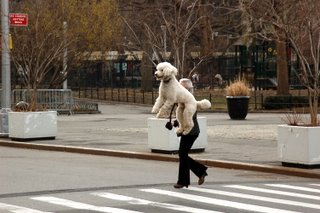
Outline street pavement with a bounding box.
[0,102,319,178]
[1,147,320,213]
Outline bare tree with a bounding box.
[241,0,320,125]
[119,0,163,91]
[121,0,243,91]
[10,0,121,108]
[122,0,208,76]
[159,0,205,77]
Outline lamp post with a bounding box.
[0,0,11,137]
[63,21,67,90]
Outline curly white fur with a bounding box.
[152,62,211,135]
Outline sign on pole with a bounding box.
[9,13,28,27]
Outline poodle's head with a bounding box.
[154,62,178,81]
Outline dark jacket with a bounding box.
[187,112,200,136]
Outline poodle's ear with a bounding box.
[171,65,178,76]
[164,63,178,76]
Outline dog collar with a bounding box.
[163,78,171,83]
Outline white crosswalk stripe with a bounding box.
[266,184,320,193]
[1,183,320,212]
[140,188,300,213]
[0,202,52,213]
[187,186,320,210]
[93,192,222,213]
[31,196,141,213]
[224,184,320,200]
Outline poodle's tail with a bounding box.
[197,99,211,110]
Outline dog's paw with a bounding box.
[182,127,192,135]
[151,107,159,113]
[156,112,165,118]
[176,128,183,134]
[156,111,170,118]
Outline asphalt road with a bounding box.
[1,147,319,213]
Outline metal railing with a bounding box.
[71,87,317,112]
[11,89,74,115]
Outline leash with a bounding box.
[165,103,177,130]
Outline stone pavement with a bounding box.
[0,102,319,178]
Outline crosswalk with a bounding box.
[1,182,320,213]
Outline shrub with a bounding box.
[264,95,309,109]
[225,77,251,96]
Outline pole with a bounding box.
[62,21,68,108]
[1,0,10,108]
[0,0,11,137]
[63,21,67,90]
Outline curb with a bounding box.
[1,140,320,179]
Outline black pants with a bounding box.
[177,134,207,186]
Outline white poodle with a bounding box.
[152,62,211,135]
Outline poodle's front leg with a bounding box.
[156,100,173,118]
[151,97,164,114]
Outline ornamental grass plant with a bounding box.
[226,77,251,97]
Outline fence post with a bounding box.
[126,88,129,102]
[260,94,264,110]
[111,88,113,101]
[133,89,136,103]
[142,90,145,104]
[254,90,257,110]
[118,88,120,101]
[151,89,154,104]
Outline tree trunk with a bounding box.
[309,89,319,125]
[200,0,211,57]
[141,43,153,92]
[276,40,289,95]
[30,87,37,111]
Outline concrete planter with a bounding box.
[8,111,57,141]
[278,125,320,167]
[147,117,207,153]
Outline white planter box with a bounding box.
[8,111,57,141]
[278,124,320,166]
[147,117,207,153]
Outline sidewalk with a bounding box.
[1,102,319,178]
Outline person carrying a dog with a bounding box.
[170,78,208,189]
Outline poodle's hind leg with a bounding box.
[182,105,195,135]
[182,120,194,135]
[175,105,184,134]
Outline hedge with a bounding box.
[264,95,309,109]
